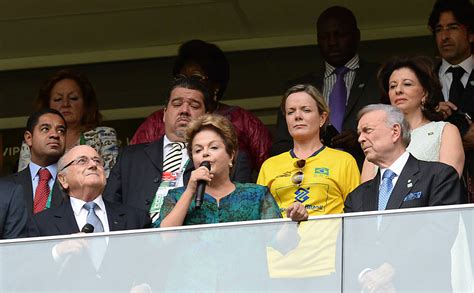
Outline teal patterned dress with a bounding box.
[157,182,282,226]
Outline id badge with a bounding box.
[149,171,179,214]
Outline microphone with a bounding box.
[195,161,211,209]
[81,223,94,233]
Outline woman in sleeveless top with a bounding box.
[361,56,464,182]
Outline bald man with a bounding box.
[29,145,150,236]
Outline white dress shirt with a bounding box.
[439,55,473,101]
[379,151,410,189]
[69,195,110,232]
[323,54,359,105]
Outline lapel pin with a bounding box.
[470,80,474,86]
[407,179,412,188]
[358,83,365,88]
[428,132,434,135]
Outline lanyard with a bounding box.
[45,188,53,209]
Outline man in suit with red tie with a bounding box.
[5,108,67,215]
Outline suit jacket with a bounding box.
[4,166,64,215]
[0,180,28,239]
[270,59,380,169]
[344,154,465,212]
[103,136,252,212]
[446,69,474,188]
[27,197,151,236]
[344,155,463,291]
[19,198,150,291]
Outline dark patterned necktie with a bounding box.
[33,168,52,213]
[329,67,349,132]
[448,66,466,107]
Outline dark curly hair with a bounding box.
[34,69,102,131]
[428,0,474,34]
[378,55,443,122]
[172,39,230,101]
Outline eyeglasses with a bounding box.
[61,156,105,171]
[291,159,306,186]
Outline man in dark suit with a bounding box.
[28,145,150,236]
[344,104,464,292]
[5,108,66,215]
[23,145,150,291]
[428,0,474,200]
[271,6,380,169]
[0,180,28,239]
[346,103,464,211]
[104,77,251,225]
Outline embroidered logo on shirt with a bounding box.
[294,187,310,203]
[314,167,329,176]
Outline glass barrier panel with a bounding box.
[342,207,474,293]
[0,217,342,292]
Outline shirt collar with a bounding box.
[70,195,106,217]
[440,55,473,75]
[324,54,360,78]
[29,162,58,180]
[379,151,410,180]
[163,135,186,149]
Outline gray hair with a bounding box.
[358,104,411,147]
[57,151,69,175]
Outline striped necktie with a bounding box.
[163,142,185,172]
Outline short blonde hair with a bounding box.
[281,84,330,130]
[185,114,238,167]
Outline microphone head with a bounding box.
[200,161,211,170]
[81,223,95,233]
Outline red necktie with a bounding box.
[33,168,52,213]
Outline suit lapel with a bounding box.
[53,200,81,234]
[462,70,474,111]
[386,155,419,210]
[105,201,126,231]
[365,171,380,211]
[51,180,65,208]
[144,138,164,173]
[15,168,34,212]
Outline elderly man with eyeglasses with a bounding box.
[28,145,151,237]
